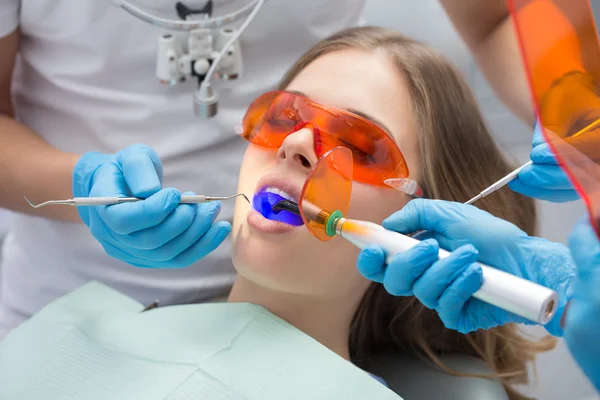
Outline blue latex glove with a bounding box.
[564,216,600,390]
[72,144,231,268]
[356,199,575,335]
[508,121,579,202]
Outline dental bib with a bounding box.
[0,282,401,400]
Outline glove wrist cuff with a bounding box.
[72,152,111,225]
[72,152,111,198]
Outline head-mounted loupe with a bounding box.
[111,0,267,118]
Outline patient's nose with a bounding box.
[276,126,318,172]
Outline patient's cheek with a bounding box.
[348,185,408,223]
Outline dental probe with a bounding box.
[465,161,532,205]
[24,193,249,208]
[388,160,533,238]
[399,160,535,239]
[272,199,558,325]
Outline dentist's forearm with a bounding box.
[0,115,82,222]
[471,19,535,125]
[0,29,82,222]
[439,0,535,126]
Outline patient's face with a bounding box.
[232,49,421,301]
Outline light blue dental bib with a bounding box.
[0,282,401,400]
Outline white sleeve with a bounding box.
[0,1,20,38]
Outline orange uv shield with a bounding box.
[508,0,600,236]
[299,147,353,241]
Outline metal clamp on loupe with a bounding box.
[111,0,267,118]
[157,26,241,117]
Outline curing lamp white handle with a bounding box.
[339,220,558,325]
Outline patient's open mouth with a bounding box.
[252,187,304,226]
[246,174,305,234]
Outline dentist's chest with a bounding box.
[16,0,365,93]
[17,0,366,48]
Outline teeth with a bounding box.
[265,187,297,202]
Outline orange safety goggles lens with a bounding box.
[508,0,600,235]
[240,90,412,188]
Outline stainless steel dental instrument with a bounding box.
[403,161,534,238]
[24,193,249,208]
[465,161,533,205]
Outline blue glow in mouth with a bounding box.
[253,190,303,226]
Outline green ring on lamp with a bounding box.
[325,210,343,237]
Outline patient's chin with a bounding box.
[232,233,370,300]
[232,239,319,294]
[233,239,297,274]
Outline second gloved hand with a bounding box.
[564,217,600,390]
[356,199,575,335]
[508,121,579,202]
[72,144,231,268]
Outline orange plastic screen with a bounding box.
[508,0,600,236]
[299,147,353,241]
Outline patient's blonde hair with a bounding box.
[278,26,555,400]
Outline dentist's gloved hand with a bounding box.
[564,216,600,390]
[356,199,575,335]
[508,121,579,202]
[72,144,231,268]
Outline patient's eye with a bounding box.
[339,138,375,164]
[283,108,300,120]
[266,108,301,131]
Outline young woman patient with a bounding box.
[230,26,553,400]
[0,27,553,400]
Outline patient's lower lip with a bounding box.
[247,209,297,234]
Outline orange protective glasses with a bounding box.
[239,90,421,195]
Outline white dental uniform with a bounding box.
[0,0,365,340]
